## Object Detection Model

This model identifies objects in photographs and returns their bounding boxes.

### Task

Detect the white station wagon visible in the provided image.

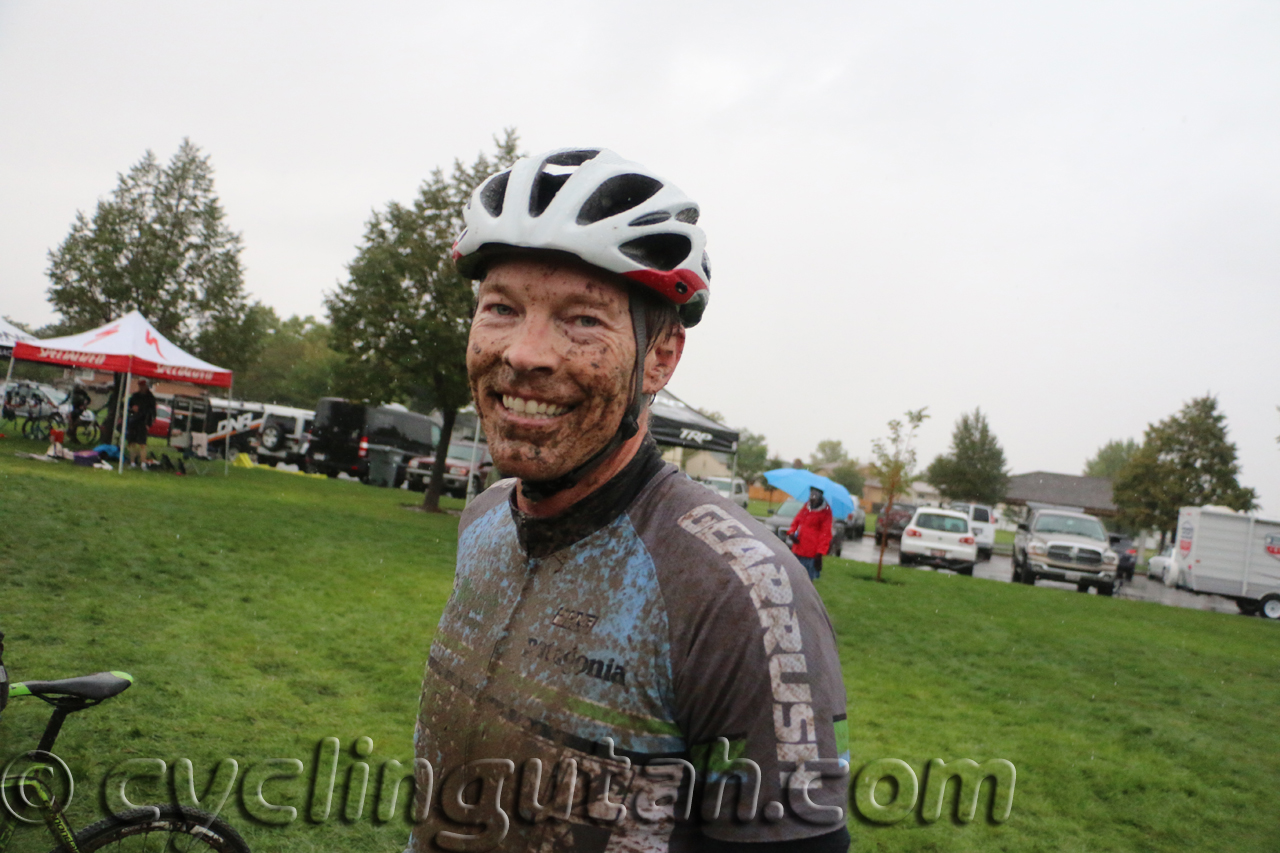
[900,507,979,575]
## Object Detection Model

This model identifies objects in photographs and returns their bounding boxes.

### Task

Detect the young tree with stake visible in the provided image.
[870,408,929,581]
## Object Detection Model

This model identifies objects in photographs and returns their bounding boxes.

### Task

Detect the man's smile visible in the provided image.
[497,393,574,420]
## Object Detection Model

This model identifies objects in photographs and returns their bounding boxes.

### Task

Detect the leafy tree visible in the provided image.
[829,461,865,498]
[869,408,929,581]
[45,139,260,371]
[925,407,1010,505]
[1083,438,1139,480]
[326,130,521,511]
[806,438,863,498]
[1113,396,1258,538]
[809,439,849,469]
[764,454,788,472]
[736,430,770,485]
[234,310,343,408]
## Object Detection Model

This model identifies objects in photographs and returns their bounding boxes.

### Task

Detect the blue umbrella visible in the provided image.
[763,469,855,520]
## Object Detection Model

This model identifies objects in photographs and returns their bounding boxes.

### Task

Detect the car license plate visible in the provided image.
[930,549,946,557]
[312,453,326,461]
[1063,570,1081,582]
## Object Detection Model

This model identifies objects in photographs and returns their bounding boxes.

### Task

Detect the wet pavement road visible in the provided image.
[829,534,1244,616]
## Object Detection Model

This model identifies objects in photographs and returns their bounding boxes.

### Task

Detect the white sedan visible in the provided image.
[899,508,978,575]
[1147,544,1175,583]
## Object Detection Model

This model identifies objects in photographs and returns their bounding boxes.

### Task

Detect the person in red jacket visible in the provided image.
[789,486,834,580]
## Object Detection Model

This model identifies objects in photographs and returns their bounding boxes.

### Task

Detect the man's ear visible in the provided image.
[643,326,685,395]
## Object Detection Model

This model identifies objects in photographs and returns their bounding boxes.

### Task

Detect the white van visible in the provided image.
[702,476,749,509]
[1166,505,1280,619]
[947,502,998,562]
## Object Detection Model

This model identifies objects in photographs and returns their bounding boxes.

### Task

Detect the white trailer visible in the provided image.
[1167,505,1280,619]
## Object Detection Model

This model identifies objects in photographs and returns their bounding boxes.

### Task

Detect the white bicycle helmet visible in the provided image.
[453,147,710,327]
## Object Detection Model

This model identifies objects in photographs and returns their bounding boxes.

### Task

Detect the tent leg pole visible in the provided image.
[3,354,14,386]
[225,377,232,476]
[465,410,482,506]
[118,369,132,474]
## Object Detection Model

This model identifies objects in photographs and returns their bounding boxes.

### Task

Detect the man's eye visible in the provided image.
[491,304,515,316]
[575,316,600,328]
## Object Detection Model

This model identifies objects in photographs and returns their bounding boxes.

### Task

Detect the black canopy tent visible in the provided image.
[649,388,739,456]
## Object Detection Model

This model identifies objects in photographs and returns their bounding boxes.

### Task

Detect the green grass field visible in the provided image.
[3,440,1278,852]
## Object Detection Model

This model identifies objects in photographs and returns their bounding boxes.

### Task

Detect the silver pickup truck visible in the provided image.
[1013,508,1120,595]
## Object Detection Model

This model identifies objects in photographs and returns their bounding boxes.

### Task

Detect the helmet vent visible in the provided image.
[628,211,670,227]
[675,207,700,224]
[545,149,600,167]
[619,234,691,271]
[530,152,600,217]
[577,174,664,225]
[480,171,510,217]
[530,171,571,217]
[701,251,712,281]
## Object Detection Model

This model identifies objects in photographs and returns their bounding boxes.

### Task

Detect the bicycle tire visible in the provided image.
[61,805,251,853]
[70,420,101,445]
[23,416,50,441]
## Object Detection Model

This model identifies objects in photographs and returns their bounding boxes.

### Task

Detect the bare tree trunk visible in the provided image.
[876,493,894,582]
[421,406,457,513]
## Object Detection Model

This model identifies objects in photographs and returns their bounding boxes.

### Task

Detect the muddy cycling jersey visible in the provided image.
[411,439,850,852]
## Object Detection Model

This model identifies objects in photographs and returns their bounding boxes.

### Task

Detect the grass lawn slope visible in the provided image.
[2,441,1278,852]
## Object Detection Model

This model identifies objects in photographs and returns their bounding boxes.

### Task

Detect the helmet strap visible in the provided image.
[518,291,648,504]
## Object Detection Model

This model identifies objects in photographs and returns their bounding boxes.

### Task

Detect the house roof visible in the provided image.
[1005,471,1117,516]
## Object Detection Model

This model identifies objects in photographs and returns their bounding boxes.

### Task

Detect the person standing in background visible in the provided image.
[125,378,156,467]
[789,486,833,580]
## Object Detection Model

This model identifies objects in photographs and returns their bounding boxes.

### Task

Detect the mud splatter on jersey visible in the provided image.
[411,447,849,852]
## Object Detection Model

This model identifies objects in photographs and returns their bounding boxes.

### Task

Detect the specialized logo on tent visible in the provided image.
[37,348,106,366]
[1265,535,1280,560]
[145,330,164,358]
[153,365,216,382]
[86,324,121,346]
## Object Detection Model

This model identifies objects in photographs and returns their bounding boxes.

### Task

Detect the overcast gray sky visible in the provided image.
[2,0,1277,511]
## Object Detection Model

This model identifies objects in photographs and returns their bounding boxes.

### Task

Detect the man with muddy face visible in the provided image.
[411,149,850,853]
[468,254,683,510]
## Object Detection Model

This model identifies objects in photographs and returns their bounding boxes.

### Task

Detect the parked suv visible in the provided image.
[1013,508,1120,595]
[947,502,998,561]
[763,499,846,557]
[252,405,315,467]
[899,507,977,574]
[844,502,867,541]
[305,398,440,481]
[1107,532,1137,581]
[405,440,494,498]
[874,502,918,545]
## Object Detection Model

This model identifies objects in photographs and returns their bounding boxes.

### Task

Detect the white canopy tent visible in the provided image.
[0,317,36,357]
[9,310,233,474]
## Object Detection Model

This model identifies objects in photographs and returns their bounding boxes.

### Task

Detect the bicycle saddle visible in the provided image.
[11,671,134,703]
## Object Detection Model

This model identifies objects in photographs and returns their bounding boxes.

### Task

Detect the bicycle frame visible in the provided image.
[0,755,80,853]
